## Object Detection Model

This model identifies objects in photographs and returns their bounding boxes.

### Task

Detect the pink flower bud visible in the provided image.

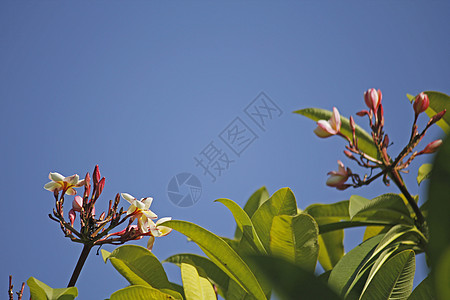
[431,110,446,124]
[349,116,355,131]
[364,88,382,112]
[413,92,429,115]
[72,196,83,212]
[344,150,354,159]
[326,160,351,188]
[314,107,341,138]
[356,110,369,117]
[93,165,101,185]
[69,209,76,226]
[96,177,105,197]
[421,139,442,154]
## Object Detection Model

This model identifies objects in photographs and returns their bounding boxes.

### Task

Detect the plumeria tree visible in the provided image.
[8,90,450,300]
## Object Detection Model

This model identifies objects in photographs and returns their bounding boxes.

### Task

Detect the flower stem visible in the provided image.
[67,244,92,287]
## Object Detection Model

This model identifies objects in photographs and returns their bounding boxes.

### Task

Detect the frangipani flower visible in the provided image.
[44,172,85,195]
[364,88,382,112]
[314,107,341,138]
[121,193,158,233]
[413,92,429,116]
[326,160,351,190]
[147,217,173,250]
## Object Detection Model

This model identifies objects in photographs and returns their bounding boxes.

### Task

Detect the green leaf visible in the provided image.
[427,135,450,300]
[161,220,267,300]
[215,198,266,254]
[181,263,216,300]
[235,187,270,239]
[350,194,414,225]
[250,255,341,300]
[328,235,384,297]
[294,107,378,158]
[269,214,319,272]
[105,245,173,290]
[110,285,176,300]
[417,163,433,185]
[165,253,229,297]
[408,91,450,133]
[360,250,415,300]
[251,187,298,252]
[305,201,349,270]
[243,186,270,218]
[408,275,436,300]
[101,249,111,263]
[27,277,78,300]
[363,225,389,241]
[435,246,450,300]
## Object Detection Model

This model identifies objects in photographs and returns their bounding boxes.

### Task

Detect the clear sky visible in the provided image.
[1,1,449,299]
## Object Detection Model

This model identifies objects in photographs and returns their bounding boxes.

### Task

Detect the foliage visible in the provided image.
[18,90,450,300]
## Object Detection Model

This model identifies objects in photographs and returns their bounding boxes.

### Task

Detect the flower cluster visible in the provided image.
[45,165,171,250]
[313,89,444,190]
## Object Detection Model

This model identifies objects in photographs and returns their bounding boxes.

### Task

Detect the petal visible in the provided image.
[66,188,77,195]
[330,107,341,131]
[337,161,346,174]
[65,174,80,185]
[314,121,334,138]
[155,217,172,226]
[141,197,153,209]
[49,172,65,182]
[127,204,137,215]
[133,200,146,210]
[326,175,347,186]
[157,226,172,236]
[44,182,60,191]
[121,193,135,204]
[146,236,155,250]
[75,179,85,187]
[142,209,158,219]
[72,196,83,211]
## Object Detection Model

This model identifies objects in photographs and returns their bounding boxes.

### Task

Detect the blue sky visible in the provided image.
[1,1,449,299]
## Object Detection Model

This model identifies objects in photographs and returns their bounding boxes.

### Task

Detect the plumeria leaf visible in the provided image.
[417,163,433,185]
[181,263,216,300]
[349,194,414,225]
[408,91,450,133]
[426,135,450,300]
[251,187,298,253]
[328,235,384,298]
[363,225,389,242]
[101,249,111,263]
[294,107,379,158]
[27,277,78,300]
[408,275,436,300]
[235,186,270,239]
[215,198,266,254]
[109,285,176,300]
[305,201,349,270]
[269,213,319,272]
[249,255,341,300]
[360,250,415,300]
[104,245,182,299]
[165,253,230,298]
[161,220,267,300]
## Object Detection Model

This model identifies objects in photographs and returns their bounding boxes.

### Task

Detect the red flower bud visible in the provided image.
[431,110,446,124]
[413,92,429,115]
[356,110,369,117]
[93,165,101,185]
[69,209,76,226]
[95,177,106,198]
[421,139,442,154]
